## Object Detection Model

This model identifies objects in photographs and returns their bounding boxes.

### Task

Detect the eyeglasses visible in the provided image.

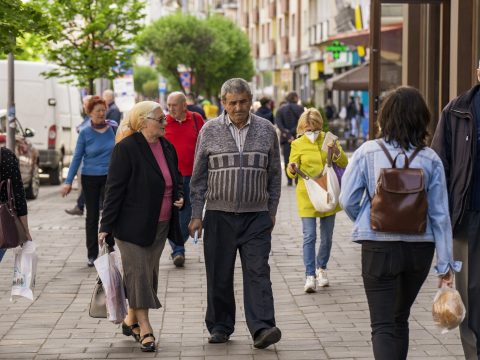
[147,115,166,124]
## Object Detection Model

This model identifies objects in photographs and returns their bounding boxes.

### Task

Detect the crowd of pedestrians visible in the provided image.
[3,64,480,358]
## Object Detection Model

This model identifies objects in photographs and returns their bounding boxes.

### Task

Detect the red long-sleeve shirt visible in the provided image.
[164,111,204,177]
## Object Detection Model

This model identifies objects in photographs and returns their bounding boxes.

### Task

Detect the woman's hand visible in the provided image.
[98,232,108,246]
[61,184,72,197]
[328,141,341,157]
[174,198,184,209]
[438,268,454,288]
[287,162,298,174]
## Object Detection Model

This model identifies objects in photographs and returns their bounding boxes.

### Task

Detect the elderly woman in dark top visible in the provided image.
[98,101,184,352]
[0,147,33,260]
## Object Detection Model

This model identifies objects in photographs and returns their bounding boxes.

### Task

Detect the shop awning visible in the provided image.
[320,23,402,54]
[326,61,401,91]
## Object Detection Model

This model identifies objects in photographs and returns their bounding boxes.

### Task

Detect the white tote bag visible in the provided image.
[295,164,340,213]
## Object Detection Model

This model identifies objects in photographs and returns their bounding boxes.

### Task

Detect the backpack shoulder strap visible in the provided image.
[408,146,422,164]
[376,140,394,166]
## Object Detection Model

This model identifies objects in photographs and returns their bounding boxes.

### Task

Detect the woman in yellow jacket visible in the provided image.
[287,108,348,293]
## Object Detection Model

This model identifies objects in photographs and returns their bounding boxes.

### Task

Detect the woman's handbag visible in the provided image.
[89,276,107,318]
[294,147,340,213]
[0,179,28,249]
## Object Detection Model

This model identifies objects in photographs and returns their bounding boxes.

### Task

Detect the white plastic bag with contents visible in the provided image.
[94,248,128,324]
[11,241,38,301]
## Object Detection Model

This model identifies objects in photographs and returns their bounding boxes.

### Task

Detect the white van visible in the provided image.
[0,60,82,185]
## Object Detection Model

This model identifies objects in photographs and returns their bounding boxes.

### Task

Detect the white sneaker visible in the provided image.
[316,268,329,287]
[304,275,317,293]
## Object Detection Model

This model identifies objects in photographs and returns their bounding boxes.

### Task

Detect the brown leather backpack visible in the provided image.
[370,140,428,234]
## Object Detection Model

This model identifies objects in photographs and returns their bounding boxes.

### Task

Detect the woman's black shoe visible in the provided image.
[140,333,156,352]
[121,322,140,342]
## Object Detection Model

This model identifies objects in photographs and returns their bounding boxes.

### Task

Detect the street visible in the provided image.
[0,180,464,360]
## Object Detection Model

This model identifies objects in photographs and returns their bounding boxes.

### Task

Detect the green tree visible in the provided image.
[41,0,145,94]
[133,65,158,95]
[204,15,254,96]
[142,80,159,99]
[0,0,51,56]
[137,13,254,97]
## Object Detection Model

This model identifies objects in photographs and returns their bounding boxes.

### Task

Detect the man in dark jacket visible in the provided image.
[186,93,207,120]
[431,62,480,360]
[275,91,304,186]
[255,96,274,124]
[103,89,122,123]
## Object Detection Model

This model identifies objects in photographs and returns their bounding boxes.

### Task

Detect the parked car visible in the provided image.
[0,109,40,199]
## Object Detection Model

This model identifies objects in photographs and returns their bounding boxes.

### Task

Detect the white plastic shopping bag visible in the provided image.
[11,241,38,301]
[94,248,127,324]
[296,165,340,213]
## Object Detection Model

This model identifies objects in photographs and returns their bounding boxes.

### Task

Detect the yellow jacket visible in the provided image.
[287,132,348,217]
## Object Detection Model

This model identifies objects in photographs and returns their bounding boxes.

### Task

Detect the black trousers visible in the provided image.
[203,210,276,337]
[454,210,480,359]
[361,241,434,360]
[81,174,107,259]
[282,143,292,185]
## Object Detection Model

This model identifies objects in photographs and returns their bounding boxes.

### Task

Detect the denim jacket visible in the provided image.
[339,139,461,275]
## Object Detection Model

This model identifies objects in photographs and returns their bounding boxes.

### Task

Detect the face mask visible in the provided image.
[305,130,320,143]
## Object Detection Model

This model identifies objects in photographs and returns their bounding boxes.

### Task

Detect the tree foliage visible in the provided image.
[0,0,51,56]
[137,13,254,97]
[40,0,146,94]
[133,65,158,95]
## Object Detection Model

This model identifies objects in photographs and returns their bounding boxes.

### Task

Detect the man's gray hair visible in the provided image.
[220,78,252,101]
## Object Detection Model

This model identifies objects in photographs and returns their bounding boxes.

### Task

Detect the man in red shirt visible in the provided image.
[165,92,204,267]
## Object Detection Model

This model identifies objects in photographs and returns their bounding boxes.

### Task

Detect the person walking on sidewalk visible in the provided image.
[287,108,348,293]
[431,62,480,360]
[61,96,116,267]
[99,101,184,352]
[164,91,204,267]
[188,78,282,349]
[339,87,461,360]
[103,89,122,123]
[0,147,33,262]
[275,91,304,186]
[65,95,92,216]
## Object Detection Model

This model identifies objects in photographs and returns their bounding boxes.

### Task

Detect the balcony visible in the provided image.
[252,44,259,58]
[269,1,276,18]
[269,39,276,56]
[281,36,289,54]
[251,9,259,24]
[280,0,289,14]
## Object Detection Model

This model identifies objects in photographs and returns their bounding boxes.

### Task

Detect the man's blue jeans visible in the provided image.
[301,215,336,276]
[0,249,6,262]
[169,176,191,256]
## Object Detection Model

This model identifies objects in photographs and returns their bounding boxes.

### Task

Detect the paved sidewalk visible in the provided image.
[0,182,464,359]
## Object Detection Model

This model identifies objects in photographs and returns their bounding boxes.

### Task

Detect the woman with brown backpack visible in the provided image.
[339,87,461,360]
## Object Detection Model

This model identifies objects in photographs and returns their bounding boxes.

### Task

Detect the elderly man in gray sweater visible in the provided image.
[189,78,282,349]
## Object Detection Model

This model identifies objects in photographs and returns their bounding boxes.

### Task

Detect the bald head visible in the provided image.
[167,92,187,121]
[102,89,114,105]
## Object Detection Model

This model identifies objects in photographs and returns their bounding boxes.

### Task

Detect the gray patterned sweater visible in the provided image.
[190,112,282,218]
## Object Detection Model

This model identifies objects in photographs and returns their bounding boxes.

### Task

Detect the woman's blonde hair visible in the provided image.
[115,101,162,143]
[296,108,324,136]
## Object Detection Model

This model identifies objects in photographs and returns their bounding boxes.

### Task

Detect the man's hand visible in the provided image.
[270,215,276,232]
[188,218,203,238]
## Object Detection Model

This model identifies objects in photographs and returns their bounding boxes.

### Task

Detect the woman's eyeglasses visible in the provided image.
[147,115,166,124]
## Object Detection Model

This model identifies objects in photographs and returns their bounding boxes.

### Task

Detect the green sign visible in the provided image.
[326,40,349,60]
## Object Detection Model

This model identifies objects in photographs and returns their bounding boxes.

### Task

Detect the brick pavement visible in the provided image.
[0,181,464,359]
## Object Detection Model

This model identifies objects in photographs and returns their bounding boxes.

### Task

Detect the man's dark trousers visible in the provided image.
[203,210,276,337]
